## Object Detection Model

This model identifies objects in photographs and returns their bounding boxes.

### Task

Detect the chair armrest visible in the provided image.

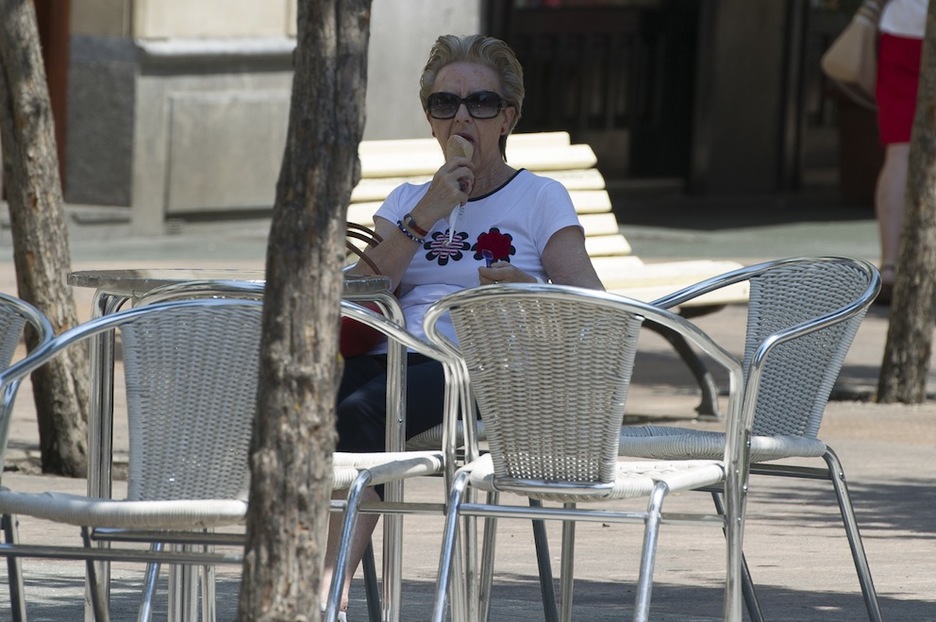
[649,266,754,311]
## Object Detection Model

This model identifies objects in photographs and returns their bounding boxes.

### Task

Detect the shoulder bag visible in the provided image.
[820,0,888,109]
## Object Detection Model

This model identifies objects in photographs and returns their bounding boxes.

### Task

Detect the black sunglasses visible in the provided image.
[426,91,507,120]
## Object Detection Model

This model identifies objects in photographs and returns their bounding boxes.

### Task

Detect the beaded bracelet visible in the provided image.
[396,219,425,244]
[403,212,429,237]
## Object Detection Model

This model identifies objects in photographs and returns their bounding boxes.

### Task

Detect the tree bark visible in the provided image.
[238,1,371,620]
[878,2,936,403]
[0,0,88,475]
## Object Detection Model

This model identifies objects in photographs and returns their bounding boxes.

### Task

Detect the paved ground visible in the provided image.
[0,189,933,620]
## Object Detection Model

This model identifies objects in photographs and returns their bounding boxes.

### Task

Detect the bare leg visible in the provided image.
[321,487,382,614]
[875,142,911,294]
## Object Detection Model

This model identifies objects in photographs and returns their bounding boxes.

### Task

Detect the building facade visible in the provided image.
[21,0,867,234]
[64,0,479,233]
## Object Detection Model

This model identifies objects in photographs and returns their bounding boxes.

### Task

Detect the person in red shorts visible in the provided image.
[874,0,927,304]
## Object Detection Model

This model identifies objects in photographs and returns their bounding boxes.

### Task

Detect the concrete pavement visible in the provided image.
[0,190,933,620]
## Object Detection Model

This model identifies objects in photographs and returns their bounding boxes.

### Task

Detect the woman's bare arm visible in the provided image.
[346,216,423,290]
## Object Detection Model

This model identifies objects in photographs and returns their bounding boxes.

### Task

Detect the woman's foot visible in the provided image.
[320,605,348,621]
[875,264,895,305]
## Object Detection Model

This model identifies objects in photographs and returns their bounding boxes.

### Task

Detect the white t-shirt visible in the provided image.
[371,168,582,350]
[880,0,927,38]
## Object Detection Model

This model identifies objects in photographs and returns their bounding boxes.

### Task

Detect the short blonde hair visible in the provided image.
[419,34,525,159]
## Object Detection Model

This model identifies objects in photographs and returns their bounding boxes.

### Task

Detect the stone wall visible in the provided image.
[64,0,480,234]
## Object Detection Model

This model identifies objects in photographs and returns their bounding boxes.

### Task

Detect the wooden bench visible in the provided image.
[350,131,749,311]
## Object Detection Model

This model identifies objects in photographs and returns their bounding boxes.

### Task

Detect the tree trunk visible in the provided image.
[238,1,371,620]
[0,0,89,475]
[878,3,936,403]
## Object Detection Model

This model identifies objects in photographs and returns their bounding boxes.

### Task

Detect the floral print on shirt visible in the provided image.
[474,228,514,263]
[425,230,471,266]
[421,227,516,267]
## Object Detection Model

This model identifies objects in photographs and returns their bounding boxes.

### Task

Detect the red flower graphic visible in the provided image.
[475,228,514,264]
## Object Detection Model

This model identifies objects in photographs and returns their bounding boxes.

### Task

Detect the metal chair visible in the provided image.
[0,292,55,621]
[0,298,263,621]
[323,300,471,622]
[128,280,265,622]
[0,292,53,370]
[0,291,55,464]
[137,284,457,622]
[620,256,882,621]
[137,285,453,622]
[424,283,749,622]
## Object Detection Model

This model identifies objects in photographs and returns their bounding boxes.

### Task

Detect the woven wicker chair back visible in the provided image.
[121,302,262,502]
[744,259,873,438]
[445,288,643,489]
[0,307,27,370]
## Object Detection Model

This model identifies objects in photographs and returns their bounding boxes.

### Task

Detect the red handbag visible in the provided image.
[342,223,388,357]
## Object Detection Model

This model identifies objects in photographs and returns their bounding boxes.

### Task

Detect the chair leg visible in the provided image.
[477,516,494,622]
[167,555,198,622]
[136,545,162,622]
[558,503,576,622]
[81,527,111,622]
[633,484,667,622]
[710,491,764,622]
[474,495,559,622]
[167,565,180,621]
[200,557,216,622]
[721,478,744,622]
[449,514,468,622]
[475,498,560,622]
[478,495,497,622]
[431,471,470,622]
[362,541,382,622]
[2,514,27,622]
[823,448,883,622]
[529,500,559,622]
[461,510,481,622]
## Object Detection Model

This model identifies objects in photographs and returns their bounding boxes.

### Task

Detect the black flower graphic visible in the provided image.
[426,231,471,265]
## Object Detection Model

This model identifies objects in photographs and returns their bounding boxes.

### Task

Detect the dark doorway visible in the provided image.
[486,0,699,185]
[34,0,71,189]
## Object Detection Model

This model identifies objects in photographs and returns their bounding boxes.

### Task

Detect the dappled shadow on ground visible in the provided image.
[749,476,936,540]
[11,516,934,622]
[393,574,932,621]
[17,572,929,621]
[17,573,244,621]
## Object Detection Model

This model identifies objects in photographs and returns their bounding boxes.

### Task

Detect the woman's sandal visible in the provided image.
[874,264,895,305]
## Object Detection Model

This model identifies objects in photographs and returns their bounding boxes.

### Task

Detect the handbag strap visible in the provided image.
[346,221,383,275]
[857,0,887,24]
